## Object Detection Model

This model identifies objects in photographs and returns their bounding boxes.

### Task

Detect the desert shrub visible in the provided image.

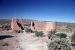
[56,33,67,38]
[15,30,23,33]
[25,28,33,33]
[34,31,44,37]
[71,33,75,46]
[48,38,71,50]
[2,25,11,30]
[48,32,71,50]
[48,29,56,39]
[71,33,75,42]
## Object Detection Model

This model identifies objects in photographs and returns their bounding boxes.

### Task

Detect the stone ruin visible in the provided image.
[31,21,56,31]
[0,18,75,33]
[11,18,56,32]
[10,18,75,33]
[0,18,75,50]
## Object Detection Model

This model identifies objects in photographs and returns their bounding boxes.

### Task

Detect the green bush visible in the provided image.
[48,30,71,50]
[56,33,67,38]
[71,33,75,42]
[48,29,56,39]
[48,38,71,50]
[34,31,44,37]
[25,28,33,33]
[2,24,11,30]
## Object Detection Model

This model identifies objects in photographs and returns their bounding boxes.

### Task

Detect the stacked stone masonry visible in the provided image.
[0,18,75,33]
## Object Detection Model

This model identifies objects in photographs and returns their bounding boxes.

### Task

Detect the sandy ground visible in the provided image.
[0,32,48,50]
[17,32,48,50]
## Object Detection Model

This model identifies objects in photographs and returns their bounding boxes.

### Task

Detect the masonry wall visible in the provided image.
[1,19,75,33]
[11,18,32,32]
[31,21,56,31]
[11,18,21,31]
[11,18,56,31]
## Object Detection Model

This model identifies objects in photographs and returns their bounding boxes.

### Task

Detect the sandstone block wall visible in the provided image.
[31,21,56,31]
[11,18,32,32]
[11,18,22,31]
[1,18,75,33]
[11,18,75,33]
[11,18,56,32]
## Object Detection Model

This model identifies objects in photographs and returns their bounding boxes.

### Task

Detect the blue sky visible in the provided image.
[0,0,75,23]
